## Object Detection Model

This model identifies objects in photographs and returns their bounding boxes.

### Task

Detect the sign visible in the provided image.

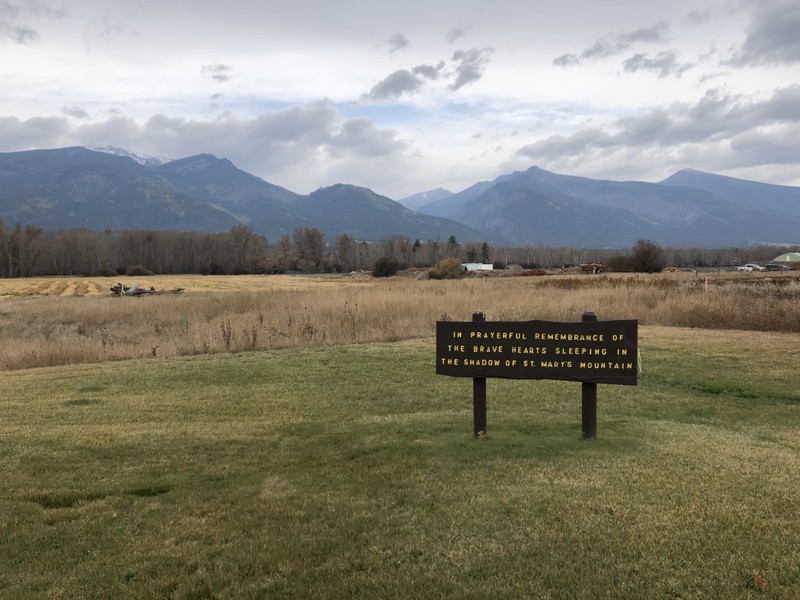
[436,318,638,385]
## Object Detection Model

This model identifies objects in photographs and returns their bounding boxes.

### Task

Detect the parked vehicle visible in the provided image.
[737,263,765,272]
[765,263,791,272]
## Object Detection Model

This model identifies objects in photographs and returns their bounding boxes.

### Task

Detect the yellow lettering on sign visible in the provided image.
[510,346,547,355]
[470,331,527,340]
[534,332,605,342]
[463,358,501,367]
[540,360,573,368]
[472,345,503,353]
[579,361,635,370]
[554,347,607,356]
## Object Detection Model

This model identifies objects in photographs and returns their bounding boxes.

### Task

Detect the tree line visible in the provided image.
[0,219,793,278]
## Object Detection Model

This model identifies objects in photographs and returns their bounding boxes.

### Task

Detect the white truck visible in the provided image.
[737,263,765,272]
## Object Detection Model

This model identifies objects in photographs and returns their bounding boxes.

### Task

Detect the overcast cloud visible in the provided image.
[0,0,797,198]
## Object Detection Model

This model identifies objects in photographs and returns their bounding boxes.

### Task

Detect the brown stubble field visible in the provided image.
[0,274,365,297]
[1,270,799,370]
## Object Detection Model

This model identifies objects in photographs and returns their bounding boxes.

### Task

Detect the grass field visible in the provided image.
[1,326,799,598]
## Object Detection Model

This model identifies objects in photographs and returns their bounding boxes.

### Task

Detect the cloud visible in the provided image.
[750,84,800,121]
[62,106,90,119]
[618,21,670,44]
[327,118,408,159]
[552,53,579,67]
[553,21,669,66]
[70,116,146,149]
[446,28,466,44]
[0,0,67,44]
[0,0,39,44]
[201,63,234,83]
[321,119,412,194]
[728,122,800,167]
[386,33,410,54]
[363,45,491,101]
[622,50,694,78]
[362,69,423,102]
[0,115,70,149]
[514,85,800,175]
[412,61,445,80]
[449,47,494,90]
[728,0,800,66]
[516,127,612,159]
[0,101,412,194]
[0,21,38,43]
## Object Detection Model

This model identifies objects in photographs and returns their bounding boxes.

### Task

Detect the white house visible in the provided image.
[461,263,494,271]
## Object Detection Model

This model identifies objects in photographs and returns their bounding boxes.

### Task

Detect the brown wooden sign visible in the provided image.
[436,318,638,385]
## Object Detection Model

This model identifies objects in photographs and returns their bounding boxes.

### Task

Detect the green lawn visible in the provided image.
[1,328,799,598]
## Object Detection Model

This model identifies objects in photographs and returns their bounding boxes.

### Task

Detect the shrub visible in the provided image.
[372,256,401,278]
[606,255,634,272]
[200,263,227,275]
[631,239,667,273]
[429,257,465,279]
[253,258,286,274]
[126,265,154,276]
[294,258,320,273]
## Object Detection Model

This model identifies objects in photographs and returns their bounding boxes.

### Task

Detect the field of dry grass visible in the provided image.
[0,273,368,298]
[1,270,799,370]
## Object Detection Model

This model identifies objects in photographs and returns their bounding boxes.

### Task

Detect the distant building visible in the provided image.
[462,263,494,271]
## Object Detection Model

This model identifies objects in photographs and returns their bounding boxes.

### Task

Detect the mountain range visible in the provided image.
[407,167,800,247]
[1,146,799,248]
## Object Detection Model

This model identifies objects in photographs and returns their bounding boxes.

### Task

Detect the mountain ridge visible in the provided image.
[1,147,798,247]
[407,165,800,246]
[0,147,492,244]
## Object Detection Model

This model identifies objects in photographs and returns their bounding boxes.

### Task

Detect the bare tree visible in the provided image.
[6,224,44,277]
[293,227,325,270]
[227,225,267,273]
[278,234,293,270]
[0,219,7,277]
[336,234,355,272]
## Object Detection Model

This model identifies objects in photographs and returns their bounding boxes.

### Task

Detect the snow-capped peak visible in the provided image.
[85,145,171,167]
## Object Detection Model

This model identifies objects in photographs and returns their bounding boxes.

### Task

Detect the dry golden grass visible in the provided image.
[0,274,368,298]
[1,270,799,370]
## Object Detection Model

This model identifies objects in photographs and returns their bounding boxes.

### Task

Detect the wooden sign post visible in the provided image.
[472,311,487,437]
[581,311,598,439]
[436,312,638,439]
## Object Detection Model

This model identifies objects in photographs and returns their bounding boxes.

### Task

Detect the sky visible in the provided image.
[1,0,798,199]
